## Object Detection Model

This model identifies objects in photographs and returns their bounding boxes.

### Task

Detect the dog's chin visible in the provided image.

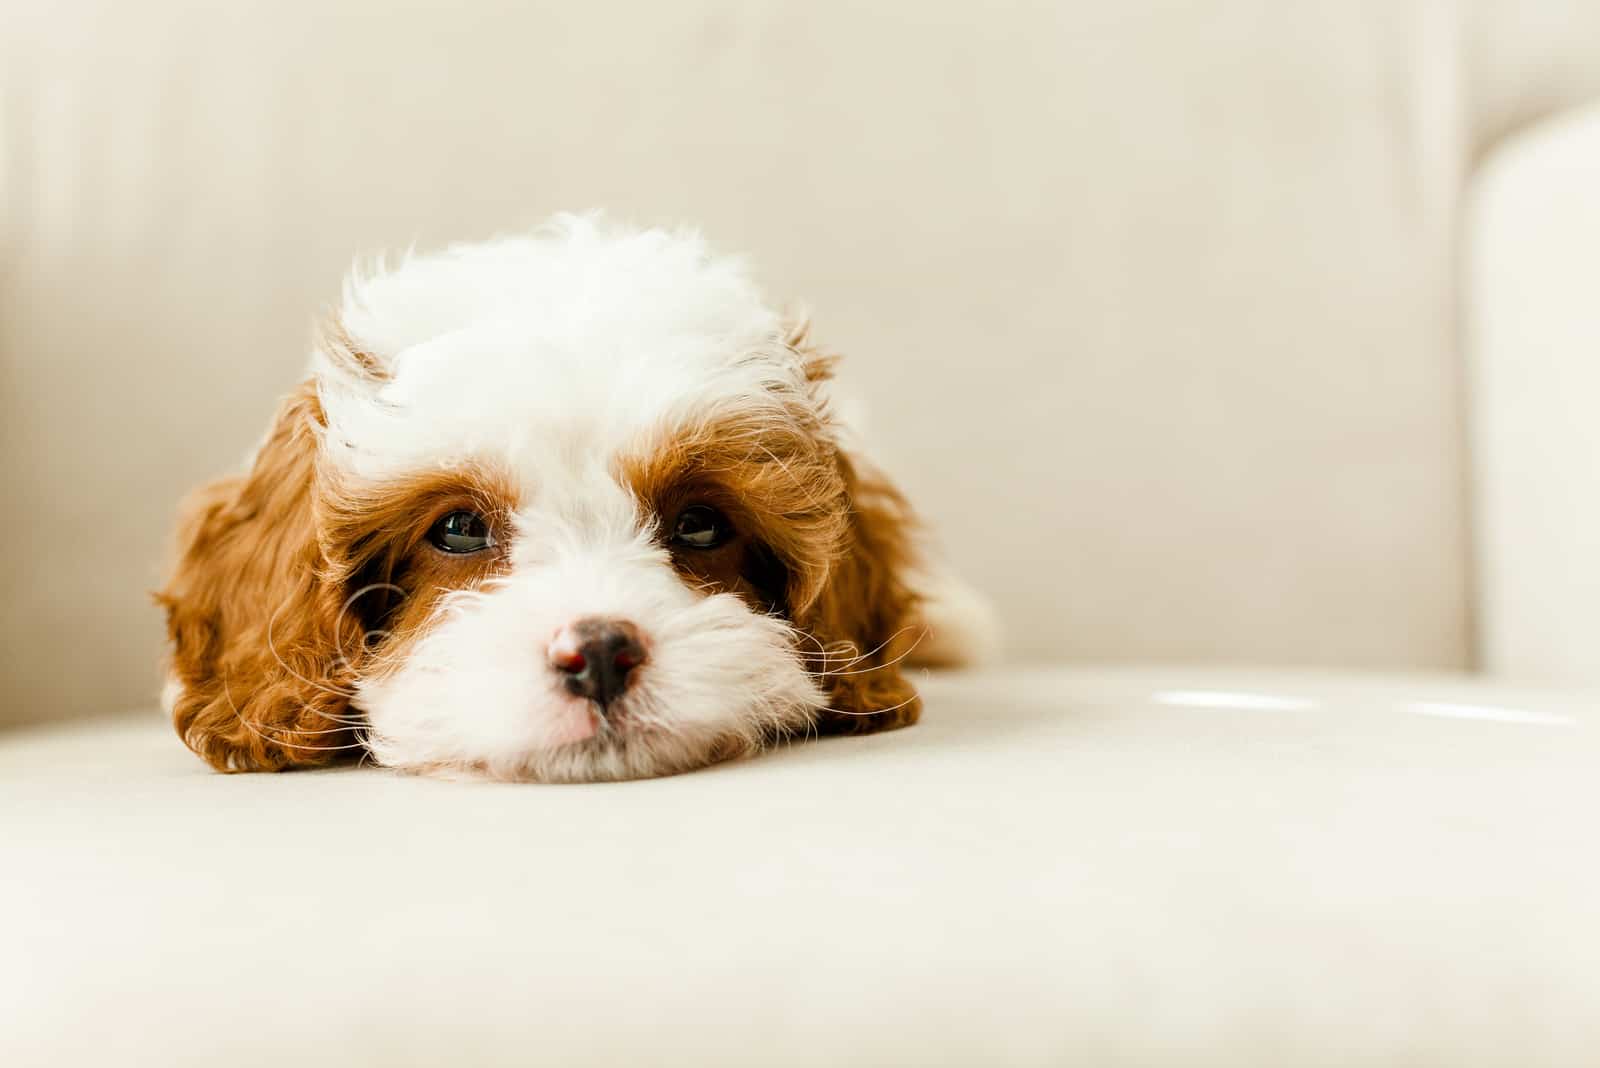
[368,691,822,783]
[392,722,763,784]
[505,725,761,783]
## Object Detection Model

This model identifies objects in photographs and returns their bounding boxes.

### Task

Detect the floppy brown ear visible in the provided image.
[775,314,923,734]
[156,382,361,771]
[792,449,925,736]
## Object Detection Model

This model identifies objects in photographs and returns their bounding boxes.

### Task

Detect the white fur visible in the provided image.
[318,215,831,780]
[319,215,804,482]
[159,675,183,718]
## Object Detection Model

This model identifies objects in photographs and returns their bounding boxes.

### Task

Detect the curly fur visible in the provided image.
[157,214,989,781]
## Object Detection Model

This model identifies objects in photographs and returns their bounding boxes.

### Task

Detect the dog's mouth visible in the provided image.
[542,686,664,746]
[486,721,754,783]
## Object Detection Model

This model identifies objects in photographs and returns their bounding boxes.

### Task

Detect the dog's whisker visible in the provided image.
[785,626,858,664]
[807,627,929,678]
[332,582,408,669]
[233,719,368,735]
[266,600,360,698]
[787,630,831,662]
[815,688,922,718]
[828,625,920,668]
[791,625,923,674]
[221,674,372,752]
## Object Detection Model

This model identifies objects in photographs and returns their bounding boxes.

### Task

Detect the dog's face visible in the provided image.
[159,217,930,781]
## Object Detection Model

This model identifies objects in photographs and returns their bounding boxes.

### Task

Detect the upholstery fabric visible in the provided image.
[5,669,1599,1065]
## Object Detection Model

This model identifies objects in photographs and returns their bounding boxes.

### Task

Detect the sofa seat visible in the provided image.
[4,668,1597,1065]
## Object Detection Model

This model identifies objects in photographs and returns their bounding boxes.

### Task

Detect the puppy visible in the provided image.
[158,215,993,782]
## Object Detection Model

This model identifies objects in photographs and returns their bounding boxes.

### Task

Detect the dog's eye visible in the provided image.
[428,510,494,553]
[671,505,732,550]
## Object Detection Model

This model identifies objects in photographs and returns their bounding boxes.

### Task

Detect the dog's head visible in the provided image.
[158,216,930,781]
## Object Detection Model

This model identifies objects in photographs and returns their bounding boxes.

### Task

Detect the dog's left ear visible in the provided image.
[781,314,924,734]
[791,449,926,734]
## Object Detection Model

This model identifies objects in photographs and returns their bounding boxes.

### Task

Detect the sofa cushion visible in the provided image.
[4,669,1597,1065]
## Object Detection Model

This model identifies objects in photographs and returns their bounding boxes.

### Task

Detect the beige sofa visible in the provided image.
[4,2,1600,1063]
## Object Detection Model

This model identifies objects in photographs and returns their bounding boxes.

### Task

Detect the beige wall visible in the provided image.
[4,1,1599,727]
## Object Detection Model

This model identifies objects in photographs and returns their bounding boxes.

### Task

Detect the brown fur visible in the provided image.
[787,315,925,733]
[157,380,517,772]
[622,323,924,737]
[156,383,359,771]
[795,452,923,734]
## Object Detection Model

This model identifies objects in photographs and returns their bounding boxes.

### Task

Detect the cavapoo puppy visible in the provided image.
[158,215,992,782]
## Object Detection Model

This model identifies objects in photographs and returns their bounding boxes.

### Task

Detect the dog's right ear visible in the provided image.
[156,380,360,772]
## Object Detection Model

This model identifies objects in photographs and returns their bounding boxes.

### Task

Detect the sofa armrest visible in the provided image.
[1466,101,1600,682]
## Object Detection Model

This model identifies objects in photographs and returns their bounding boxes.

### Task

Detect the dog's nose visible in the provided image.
[548,618,647,709]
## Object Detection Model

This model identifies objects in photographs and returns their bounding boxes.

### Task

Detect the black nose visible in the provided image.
[550,618,647,709]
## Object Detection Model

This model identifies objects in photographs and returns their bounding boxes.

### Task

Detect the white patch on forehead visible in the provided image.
[314,214,807,481]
